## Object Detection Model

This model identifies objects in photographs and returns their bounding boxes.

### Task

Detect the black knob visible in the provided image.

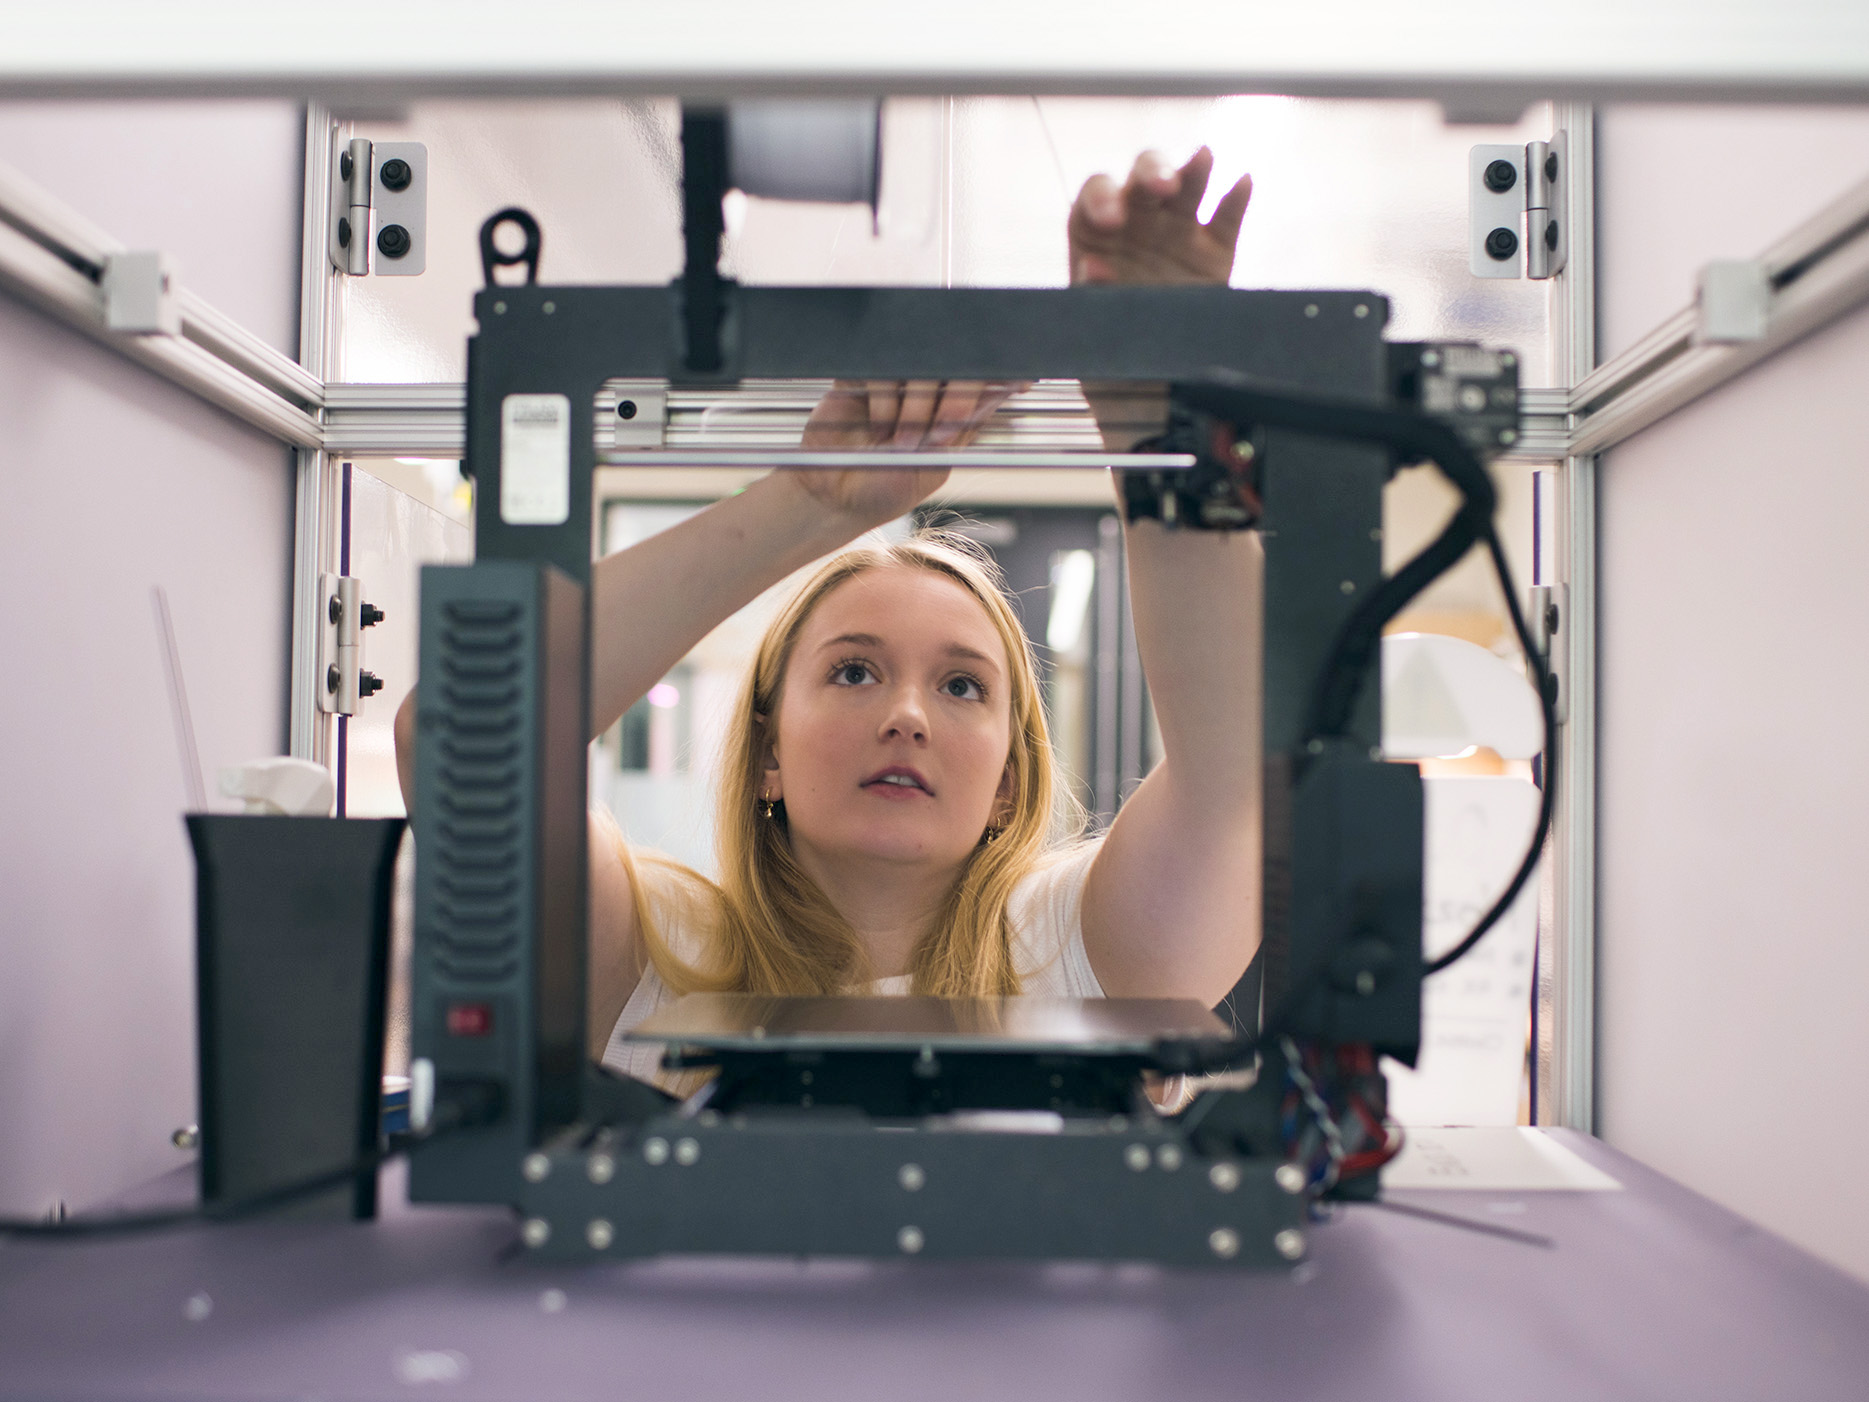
[360,602,385,628]
[379,158,412,192]
[1483,158,1517,193]
[359,672,384,698]
[1485,226,1519,262]
[377,224,412,260]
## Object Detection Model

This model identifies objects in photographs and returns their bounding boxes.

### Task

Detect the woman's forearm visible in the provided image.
[1121,511,1263,806]
[588,471,882,737]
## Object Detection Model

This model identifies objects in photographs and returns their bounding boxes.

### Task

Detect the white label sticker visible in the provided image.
[500,393,571,525]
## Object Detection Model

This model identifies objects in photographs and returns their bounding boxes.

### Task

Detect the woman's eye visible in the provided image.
[943,675,984,701]
[833,661,875,686]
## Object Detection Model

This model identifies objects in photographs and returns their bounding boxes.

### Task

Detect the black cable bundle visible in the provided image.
[1172,373,1558,981]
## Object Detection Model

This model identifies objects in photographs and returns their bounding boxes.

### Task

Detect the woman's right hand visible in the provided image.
[790,379,1026,526]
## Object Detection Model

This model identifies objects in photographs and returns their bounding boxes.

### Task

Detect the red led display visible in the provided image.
[446,1002,494,1037]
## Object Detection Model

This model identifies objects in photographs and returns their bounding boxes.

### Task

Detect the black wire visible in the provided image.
[1157,373,1558,1063]
[0,1102,480,1239]
[1422,528,1558,976]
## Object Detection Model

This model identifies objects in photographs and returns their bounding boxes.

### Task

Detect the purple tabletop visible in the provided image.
[1,1130,1864,1402]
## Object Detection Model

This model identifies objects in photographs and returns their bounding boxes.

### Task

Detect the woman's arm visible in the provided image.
[1069,149,1267,1006]
[394,385,1011,1055]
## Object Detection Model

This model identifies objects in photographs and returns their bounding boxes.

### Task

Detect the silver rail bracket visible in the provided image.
[1695,260,1771,343]
[101,250,179,334]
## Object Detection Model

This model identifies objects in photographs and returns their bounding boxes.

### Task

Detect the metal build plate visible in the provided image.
[624,993,1231,1057]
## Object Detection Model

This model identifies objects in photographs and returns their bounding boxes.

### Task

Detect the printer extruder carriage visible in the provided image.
[407,208,1521,1265]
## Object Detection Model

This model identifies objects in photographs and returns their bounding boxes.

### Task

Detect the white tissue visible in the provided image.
[217,757,335,817]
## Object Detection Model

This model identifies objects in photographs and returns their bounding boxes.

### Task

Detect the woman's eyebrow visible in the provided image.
[818,632,1001,672]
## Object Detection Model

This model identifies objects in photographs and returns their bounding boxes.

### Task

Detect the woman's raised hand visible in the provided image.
[1068,146,1251,287]
[792,379,1027,525]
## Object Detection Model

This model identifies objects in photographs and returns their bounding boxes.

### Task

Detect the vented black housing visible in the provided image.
[409,560,588,1204]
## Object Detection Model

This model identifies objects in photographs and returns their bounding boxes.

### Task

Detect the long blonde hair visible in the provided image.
[621,530,1071,998]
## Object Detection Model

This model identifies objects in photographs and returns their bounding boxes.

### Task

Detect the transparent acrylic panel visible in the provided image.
[335,95,1552,385]
[948,96,1552,385]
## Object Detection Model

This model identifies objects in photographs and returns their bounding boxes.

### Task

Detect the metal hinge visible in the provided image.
[1470,131,1568,281]
[316,572,385,715]
[1528,582,1567,725]
[327,132,428,277]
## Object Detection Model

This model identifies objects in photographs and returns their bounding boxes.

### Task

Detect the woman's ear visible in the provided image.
[992,761,1016,826]
[756,710,784,802]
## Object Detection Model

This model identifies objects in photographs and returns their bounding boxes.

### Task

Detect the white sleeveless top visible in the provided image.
[601,840,1106,1084]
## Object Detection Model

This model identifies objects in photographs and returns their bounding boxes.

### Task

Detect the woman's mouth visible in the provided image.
[862,767,934,796]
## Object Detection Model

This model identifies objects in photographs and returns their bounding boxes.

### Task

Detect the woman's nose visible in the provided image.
[878,685,929,742]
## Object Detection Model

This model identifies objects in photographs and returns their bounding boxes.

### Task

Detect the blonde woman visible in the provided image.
[397,148,1261,1085]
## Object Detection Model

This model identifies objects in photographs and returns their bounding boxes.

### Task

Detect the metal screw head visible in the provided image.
[377,224,412,260]
[585,1218,615,1251]
[1156,1144,1183,1172]
[339,151,352,182]
[1124,1144,1151,1172]
[1209,1162,1241,1193]
[1209,1228,1240,1260]
[1340,579,1356,594]
[898,1163,926,1192]
[586,1153,615,1185]
[1354,303,1370,319]
[1499,428,1518,444]
[642,1136,669,1166]
[521,1153,550,1183]
[616,399,638,420]
[674,1138,700,1166]
[521,1218,551,1249]
[1304,303,1320,318]
[493,300,507,315]
[1421,349,1441,368]
[1306,738,1325,756]
[1273,1228,1307,1261]
[1354,969,1377,996]
[1458,384,1488,413]
[1500,352,1516,367]
[542,301,556,315]
[171,1124,200,1150]
[1275,1163,1307,1195]
[897,1226,925,1254]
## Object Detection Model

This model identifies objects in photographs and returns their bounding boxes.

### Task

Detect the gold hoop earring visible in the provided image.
[761,798,777,821]
[983,825,1003,845]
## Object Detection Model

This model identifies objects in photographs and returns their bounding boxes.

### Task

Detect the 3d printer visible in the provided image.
[405,106,1547,1269]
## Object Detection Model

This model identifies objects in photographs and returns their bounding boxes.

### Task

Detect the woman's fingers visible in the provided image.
[892,380,940,448]
[1205,172,1254,257]
[867,380,900,442]
[1165,146,1215,219]
[926,382,982,447]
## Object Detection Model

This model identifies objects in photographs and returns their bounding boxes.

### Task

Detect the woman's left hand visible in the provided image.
[1069,146,1251,288]
[791,379,1028,525]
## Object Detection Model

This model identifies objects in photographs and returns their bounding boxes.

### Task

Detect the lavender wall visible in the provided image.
[1596,105,1869,1283]
[0,101,303,1217]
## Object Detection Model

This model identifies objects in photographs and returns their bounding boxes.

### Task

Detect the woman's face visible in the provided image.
[767,565,1016,874]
